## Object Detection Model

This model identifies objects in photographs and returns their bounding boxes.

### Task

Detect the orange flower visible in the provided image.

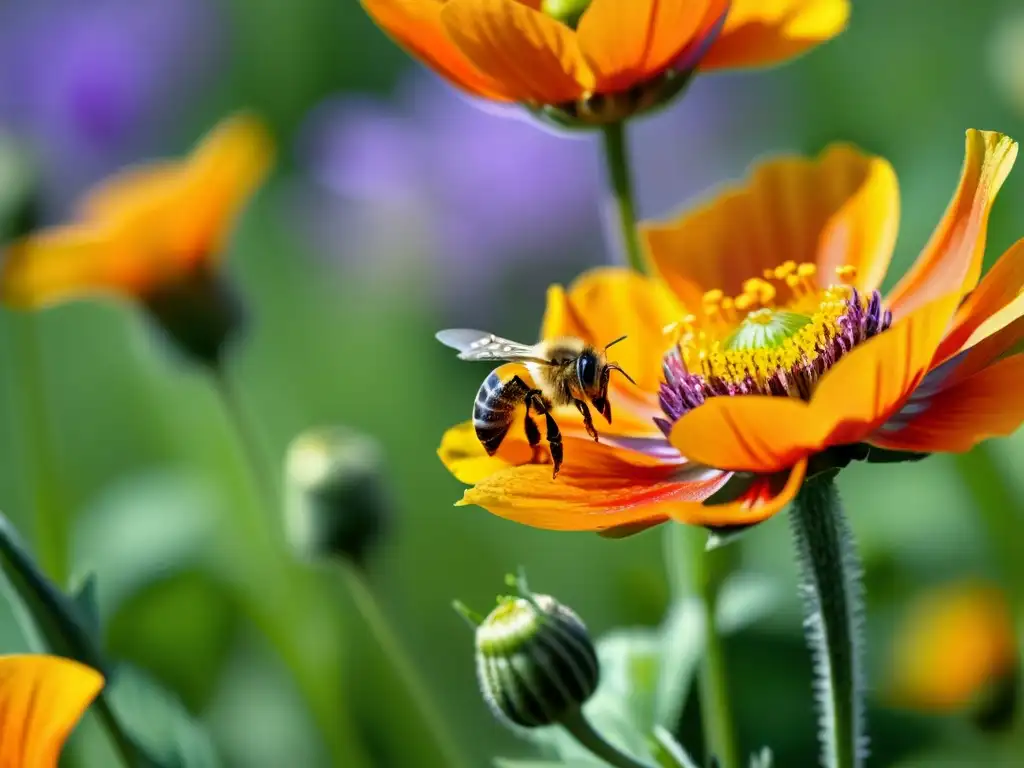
[885,582,1016,713]
[0,654,104,767]
[1,114,273,364]
[360,0,850,124]
[438,129,1024,533]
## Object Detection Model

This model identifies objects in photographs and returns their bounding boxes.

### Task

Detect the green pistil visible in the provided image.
[542,0,592,28]
[725,309,813,351]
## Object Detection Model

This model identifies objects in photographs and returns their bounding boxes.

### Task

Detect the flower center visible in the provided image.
[656,261,892,434]
[541,0,592,28]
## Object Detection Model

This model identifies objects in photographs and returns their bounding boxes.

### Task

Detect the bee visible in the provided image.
[436,329,635,478]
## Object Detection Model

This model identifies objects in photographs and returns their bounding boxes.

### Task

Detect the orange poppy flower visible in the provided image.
[0,654,104,767]
[0,114,273,364]
[360,0,850,124]
[438,129,1024,533]
[885,582,1016,714]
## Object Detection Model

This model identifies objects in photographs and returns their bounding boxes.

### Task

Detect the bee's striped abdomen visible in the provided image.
[473,370,529,455]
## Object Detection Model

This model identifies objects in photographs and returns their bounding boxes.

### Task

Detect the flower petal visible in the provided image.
[886,131,1018,320]
[668,459,807,527]
[642,144,899,310]
[439,418,537,484]
[577,0,725,92]
[360,0,511,99]
[0,225,144,306]
[869,354,1024,454]
[701,0,850,70]
[669,293,961,472]
[440,0,593,104]
[0,655,104,767]
[540,267,683,396]
[933,238,1024,363]
[458,436,730,531]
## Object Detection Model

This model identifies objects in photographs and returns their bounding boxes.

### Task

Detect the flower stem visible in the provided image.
[340,561,468,768]
[560,706,658,768]
[9,314,68,586]
[93,694,146,767]
[208,362,372,768]
[600,122,646,273]
[665,525,740,768]
[789,475,865,768]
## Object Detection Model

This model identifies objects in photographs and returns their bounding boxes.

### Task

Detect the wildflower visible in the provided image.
[359,0,849,125]
[886,582,1017,719]
[439,129,1024,532]
[0,654,103,766]
[0,114,273,365]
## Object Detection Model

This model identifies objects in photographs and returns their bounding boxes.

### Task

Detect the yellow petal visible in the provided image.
[669,293,960,472]
[439,419,536,484]
[360,0,511,100]
[540,267,683,396]
[0,655,104,767]
[701,0,851,70]
[885,583,1016,712]
[0,225,144,307]
[887,130,1018,319]
[577,0,724,92]
[440,0,594,104]
[642,144,899,311]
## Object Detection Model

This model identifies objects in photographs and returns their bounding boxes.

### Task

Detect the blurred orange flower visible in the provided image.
[0,654,104,767]
[1,114,272,309]
[360,0,850,122]
[439,129,1024,533]
[886,582,1016,713]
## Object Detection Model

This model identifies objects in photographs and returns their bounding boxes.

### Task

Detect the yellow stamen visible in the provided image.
[836,264,859,283]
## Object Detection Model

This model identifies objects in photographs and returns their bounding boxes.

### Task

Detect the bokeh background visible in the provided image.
[1,0,1024,765]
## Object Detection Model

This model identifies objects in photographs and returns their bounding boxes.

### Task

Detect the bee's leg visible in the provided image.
[521,386,544,461]
[528,393,563,479]
[574,399,599,442]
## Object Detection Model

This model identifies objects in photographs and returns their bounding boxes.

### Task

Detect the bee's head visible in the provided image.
[581,336,636,424]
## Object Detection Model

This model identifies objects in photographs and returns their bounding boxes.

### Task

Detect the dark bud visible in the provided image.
[284,426,391,567]
[141,265,246,368]
[0,133,41,240]
[464,583,599,729]
[972,664,1020,733]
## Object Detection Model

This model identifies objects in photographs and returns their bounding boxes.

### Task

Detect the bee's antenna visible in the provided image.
[604,335,628,351]
[607,363,637,386]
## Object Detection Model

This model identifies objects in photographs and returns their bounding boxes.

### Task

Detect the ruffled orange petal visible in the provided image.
[577,0,725,93]
[869,354,1024,454]
[0,225,145,307]
[360,0,511,99]
[458,436,730,531]
[439,418,538,484]
[0,655,104,767]
[886,131,1018,320]
[668,459,807,527]
[540,267,683,397]
[669,293,960,472]
[934,238,1024,363]
[440,0,594,104]
[701,0,850,70]
[642,145,898,310]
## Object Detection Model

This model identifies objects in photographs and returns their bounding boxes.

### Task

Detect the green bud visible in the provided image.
[471,591,599,728]
[0,133,41,240]
[542,0,591,28]
[142,266,245,368]
[284,426,391,567]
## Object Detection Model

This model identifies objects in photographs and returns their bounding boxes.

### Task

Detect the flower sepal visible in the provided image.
[142,265,245,368]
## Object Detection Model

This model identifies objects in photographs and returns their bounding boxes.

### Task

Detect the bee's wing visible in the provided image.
[435,329,552,365]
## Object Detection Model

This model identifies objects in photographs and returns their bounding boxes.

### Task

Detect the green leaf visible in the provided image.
[653,599,702,730]
[71,572,101,643]
[71,471,223,625]
[748,746,773,768]
[652,726,700,768]
[106,663,222,768]
[495,760,601,767]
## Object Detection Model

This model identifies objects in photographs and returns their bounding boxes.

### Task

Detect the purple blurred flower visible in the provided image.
[292,70,795,319]
[0,0,223,216]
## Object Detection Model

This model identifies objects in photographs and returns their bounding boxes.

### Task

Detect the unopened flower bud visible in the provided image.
[471,591,599,728]
[0,133,40,240]
[284,426,391,566]
[142,266,245,368]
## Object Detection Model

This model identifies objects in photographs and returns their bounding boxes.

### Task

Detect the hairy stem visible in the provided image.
[600,122,645,273]
[789,476,865,768]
